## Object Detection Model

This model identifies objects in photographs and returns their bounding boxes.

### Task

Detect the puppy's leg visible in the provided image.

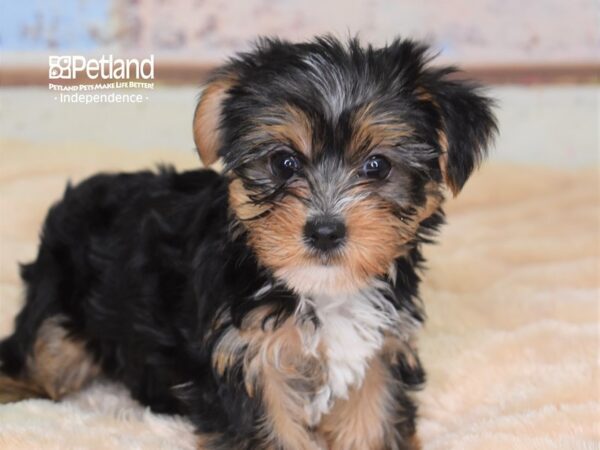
[0,375,46,403]
[319,357,420,450]
[0,316,100,403]
[0,334,44,402]
[28,315,99,400]
[1,216,102,402]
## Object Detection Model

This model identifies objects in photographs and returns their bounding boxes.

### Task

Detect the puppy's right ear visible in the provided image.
[423,75,497,196]
[193,72,237,166]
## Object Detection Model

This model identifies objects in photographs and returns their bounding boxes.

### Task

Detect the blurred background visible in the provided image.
[0,0,598,167]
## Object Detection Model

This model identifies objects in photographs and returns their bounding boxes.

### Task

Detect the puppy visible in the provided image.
[0,36,496,449]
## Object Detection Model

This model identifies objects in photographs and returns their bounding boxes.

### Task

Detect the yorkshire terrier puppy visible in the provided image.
[0,37,496,449]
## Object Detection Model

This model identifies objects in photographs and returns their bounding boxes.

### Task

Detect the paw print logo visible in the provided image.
[49,56,72,79]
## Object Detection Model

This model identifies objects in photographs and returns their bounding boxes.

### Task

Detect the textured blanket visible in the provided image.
[0,141,598,449]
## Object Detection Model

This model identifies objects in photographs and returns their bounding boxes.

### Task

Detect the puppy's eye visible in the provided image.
[359,155,391,179]
[270,152,302,180]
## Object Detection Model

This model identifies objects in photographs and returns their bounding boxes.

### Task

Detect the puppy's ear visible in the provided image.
[426,77,497,195]
[193,72,237,166]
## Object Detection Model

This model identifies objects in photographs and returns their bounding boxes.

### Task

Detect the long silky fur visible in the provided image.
[0,36,496,449]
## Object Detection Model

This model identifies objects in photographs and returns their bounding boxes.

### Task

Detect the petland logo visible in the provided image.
[49,55,154,80]
[48,55,155,104]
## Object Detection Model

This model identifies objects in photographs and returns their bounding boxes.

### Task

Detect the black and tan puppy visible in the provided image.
[0,36,496,449]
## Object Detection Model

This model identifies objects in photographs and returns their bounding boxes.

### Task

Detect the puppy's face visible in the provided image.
[194,37,496,295]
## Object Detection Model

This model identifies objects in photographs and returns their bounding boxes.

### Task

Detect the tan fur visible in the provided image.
[227,177,273,222]
[343,198,410,283]
[231,177,396,293]
[437,130,457,195]
[252,105,313,158]
[230,182,310,269]
[350,104,413,159]
[27,316,100,400]
[193,76,237,166]
[343,182,443,286]
[408,434,422,450]
[212,303,424,449]
[382,335,421,374]
[319,357,392,449]
[414,86,458,196]
[414,86,434,104]
[256,325,325,450]
[213,306,326,449]
[196,433,220,450]
[0,376,47,403]
[229,176,443,293]
[420,181,445,220]
[319,337,423,450]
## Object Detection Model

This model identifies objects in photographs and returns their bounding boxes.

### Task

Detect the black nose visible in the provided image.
[304,217,346,251]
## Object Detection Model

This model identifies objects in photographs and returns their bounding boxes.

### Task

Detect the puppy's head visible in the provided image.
[194,36,497,295]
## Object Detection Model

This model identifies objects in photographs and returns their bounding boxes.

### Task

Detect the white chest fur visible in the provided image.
[297,281,406,425]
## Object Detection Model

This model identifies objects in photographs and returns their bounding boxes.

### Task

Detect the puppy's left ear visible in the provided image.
[427,77,497,196]
[193,71,238,166]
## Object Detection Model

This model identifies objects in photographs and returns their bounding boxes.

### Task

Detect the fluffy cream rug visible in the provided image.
[0,140,598,449]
